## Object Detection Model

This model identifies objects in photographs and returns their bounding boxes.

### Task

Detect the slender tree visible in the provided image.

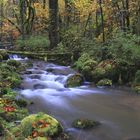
[49,0,59,48]
[99,0,105,42]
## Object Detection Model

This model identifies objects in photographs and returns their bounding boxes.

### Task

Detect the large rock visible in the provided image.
[0,50,9,60]
[10,112,63,139]
[91,60,118,82]
[46,67,74,75]
[66,73,84,87]
[96,79,112,86]
[72,118,100,129]
[7,59,21,68]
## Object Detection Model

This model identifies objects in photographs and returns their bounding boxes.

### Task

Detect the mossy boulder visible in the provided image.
[66,73,84,87]
[7,59,21,68]
[72,118,100,129]
[0,50,9,60]
[11,112,63,139]
[96,79,112,86]
[74,53,98,80]
[91,67,106,82]
[92,60,117,82]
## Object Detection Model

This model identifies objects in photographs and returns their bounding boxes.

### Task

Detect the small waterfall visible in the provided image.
[9,54,28,60]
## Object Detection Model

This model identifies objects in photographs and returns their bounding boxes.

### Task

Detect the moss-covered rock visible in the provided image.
[91,67,106,82]
[92,60,117,82]
[0,55,3,61]
[0,50,9,60]
[66,73,84,87]
[96,79,112,86]
[11,112,63,139]
[72,118,100,129]
[7,59,21,68]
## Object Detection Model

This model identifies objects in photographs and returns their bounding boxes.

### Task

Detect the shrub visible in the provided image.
[134,70,140,84]
[74,53,93,70]
[16,35,50,51]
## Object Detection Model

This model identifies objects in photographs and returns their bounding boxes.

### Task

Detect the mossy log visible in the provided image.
[7,51,74,65]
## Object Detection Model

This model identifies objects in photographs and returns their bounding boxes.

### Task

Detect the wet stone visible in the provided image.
[29,74,41,79]
[33,84,46,89]
[24,71,33,74]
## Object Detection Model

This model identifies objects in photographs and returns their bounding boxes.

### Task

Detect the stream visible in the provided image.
[10,55,140,140]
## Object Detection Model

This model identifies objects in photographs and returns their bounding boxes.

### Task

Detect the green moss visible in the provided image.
[0,95,28,122]
[15,99,28,108]
[66,73,84,87]
[96,79,112,86]
[91,68,106,82]
[0,50,9,60]
[132,70,140,94]
[34,137,49,140]
[72,118,100,129]
[134,70,140,85]
[15,112,63,138]
[7,60,21,68]
[0,63,21,89]
[0,55,3,61]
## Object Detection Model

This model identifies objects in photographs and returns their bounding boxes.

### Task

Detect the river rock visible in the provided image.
[46,67,74,75]
[33,84,46,89]
[29,74,41,79]
[10,112,63,139]
[66,73,84,87]
[96,79,112,86]
[24,70,33,74]
[72,118,100,129]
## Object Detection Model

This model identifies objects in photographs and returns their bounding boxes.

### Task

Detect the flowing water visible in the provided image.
[11,55,140,140]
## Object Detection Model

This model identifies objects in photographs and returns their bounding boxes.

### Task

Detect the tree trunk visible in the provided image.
[125,0,130,29]
[99,0,105,42]
[0,0,4,42]
[49,0,59,48]
[64,0,71,28]
[20,0,26,40]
